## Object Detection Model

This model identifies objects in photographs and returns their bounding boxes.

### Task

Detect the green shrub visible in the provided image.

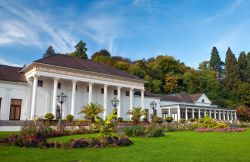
[165,116,173,123]
[45,113,54,120]
[192,116,228,129]
[121,126,145,137]
[189,118,196,122]
[152,116,164,124]
[179,118,185,124]
[145,123,165,137]
[117,117,123,122]
[165,122,197,132]
[66,114,74,122]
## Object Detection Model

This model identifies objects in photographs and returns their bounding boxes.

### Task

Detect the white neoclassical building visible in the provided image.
[0,54,236,123]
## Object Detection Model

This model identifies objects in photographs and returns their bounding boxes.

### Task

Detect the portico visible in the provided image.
[23,58,145,120]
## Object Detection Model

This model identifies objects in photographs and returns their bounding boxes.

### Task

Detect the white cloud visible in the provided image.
[0,57,22,67]
[0,0,77,53]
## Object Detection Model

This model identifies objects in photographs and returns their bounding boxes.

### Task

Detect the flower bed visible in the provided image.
[195,128,246,132]
[0,133,133,148]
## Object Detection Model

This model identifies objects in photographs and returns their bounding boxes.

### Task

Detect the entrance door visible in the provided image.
[9,99,22,120]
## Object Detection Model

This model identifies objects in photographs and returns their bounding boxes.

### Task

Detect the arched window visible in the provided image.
[201,99,205,103]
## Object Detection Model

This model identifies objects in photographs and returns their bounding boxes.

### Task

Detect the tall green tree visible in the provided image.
[91,49,111,59]
[238,51,247,82]
[43,46,56,58]
[224,47,240,94]
[237,82,250,106]
[71,40,88,59]
[247,52,250,82]
[209,46,223,79]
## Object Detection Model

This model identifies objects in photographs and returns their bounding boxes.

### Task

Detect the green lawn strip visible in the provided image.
[0,130,249,162]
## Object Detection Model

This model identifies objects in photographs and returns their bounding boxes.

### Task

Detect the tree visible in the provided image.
[236,105,250,122]
[209,46,223,79]
[198,61,210,71]
[246,52,250,82]
[238,51,247,82]
[224,47,240,94]
[71,40,88,59]
[164,74,180,93]
[91,49,111,59]
[127,107,147,123]
[237,82,250,106]
[43,46,56,58]
[78,103,104,123]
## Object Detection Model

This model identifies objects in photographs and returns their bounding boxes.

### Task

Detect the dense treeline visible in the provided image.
[43,41,250,108]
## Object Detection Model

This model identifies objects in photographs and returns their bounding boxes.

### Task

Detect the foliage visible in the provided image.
[192,116,228,129]
[237,83,250,106]
[152,116,164,124]
[121,125,145,137]
[43,46,56,58]
[209,46,224,79]
[238,51,248,82]
[45,113,54,120]
[96,109,117,138]
[70,40,88,59]
[179,118,185,124]
[165,116,174,123]
[66,114,74,122]
[163,122,197,132]
[144,123,165,137]
[189,118,196,122]
[236,105,250,122]
[78,103,104,123]
[127,107,147,123]
[117,117,123,122]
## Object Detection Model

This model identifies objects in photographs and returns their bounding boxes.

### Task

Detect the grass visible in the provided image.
[1,130,250,162]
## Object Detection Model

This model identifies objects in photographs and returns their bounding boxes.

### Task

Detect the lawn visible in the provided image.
[1,130,250,162]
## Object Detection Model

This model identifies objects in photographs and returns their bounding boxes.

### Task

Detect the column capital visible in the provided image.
[72,80,78,84]
[54,77,60,81]
[89,82,94,85]
[104,84,109,88]
[33,74,39,79]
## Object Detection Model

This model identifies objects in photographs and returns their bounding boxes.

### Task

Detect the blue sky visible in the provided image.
[0,0,250,68]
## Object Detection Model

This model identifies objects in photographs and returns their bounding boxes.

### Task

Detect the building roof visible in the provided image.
[190,93,203,102]
[34,54,141,80]
[0,64,27,83]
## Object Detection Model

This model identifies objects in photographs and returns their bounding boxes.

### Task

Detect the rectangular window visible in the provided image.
[101,88,104,94]
[38,80,43,87]
[126,91,129,96]
[114,90,118,95]
[87,86,89,92]
[58,83,61,89]
[9,99,22,120]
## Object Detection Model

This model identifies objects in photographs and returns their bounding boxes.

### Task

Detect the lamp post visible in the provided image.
[57,92,67,120]
[150,101,157,115]
[111,97,119,110]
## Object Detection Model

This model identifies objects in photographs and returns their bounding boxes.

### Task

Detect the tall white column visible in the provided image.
[198,109,201,118]
[192,109,194,118]
[71,80,77,116]
[234,111,237,121]
[52,78,59,117]
[223,111,226,120]
[141,89,144,109]
[177,107,181,121]
[88,83,93,104]
[30,75,38,119]
[227,111,229,121]
[214,110,217,119]
[219,111,221,120]
[117,86,121,118]
[209,109,212,118]
[103,84,108,119]
[231,111,233,121]
[168,108,171,117]
[185,108,188,121]
[129,88,134,120]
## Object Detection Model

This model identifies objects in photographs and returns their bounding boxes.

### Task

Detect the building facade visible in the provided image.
[0,54,236,122]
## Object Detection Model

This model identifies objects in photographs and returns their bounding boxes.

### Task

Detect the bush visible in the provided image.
[117,117,123,122]
[66,114,74,122]
[195,128,246,132]
[189,118,196,122]
[145,123,165,137]
[236,105,250,122]
[152,116,164,124]
[165,116,173,123]
[192,116,228,129]
[179,118,185,124]
[121,125,145,137]
[45,113,54,120]
[143,117,148,122]
[164,121,197,132]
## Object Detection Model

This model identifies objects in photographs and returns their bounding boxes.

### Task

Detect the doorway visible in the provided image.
[9,99,22,120]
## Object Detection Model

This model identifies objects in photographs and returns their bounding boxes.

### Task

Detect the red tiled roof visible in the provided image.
[34,54,141,80]
[0,64,27,83]
[190,93,203,101]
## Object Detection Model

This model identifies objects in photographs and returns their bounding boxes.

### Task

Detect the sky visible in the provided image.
[0,0,250,68]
